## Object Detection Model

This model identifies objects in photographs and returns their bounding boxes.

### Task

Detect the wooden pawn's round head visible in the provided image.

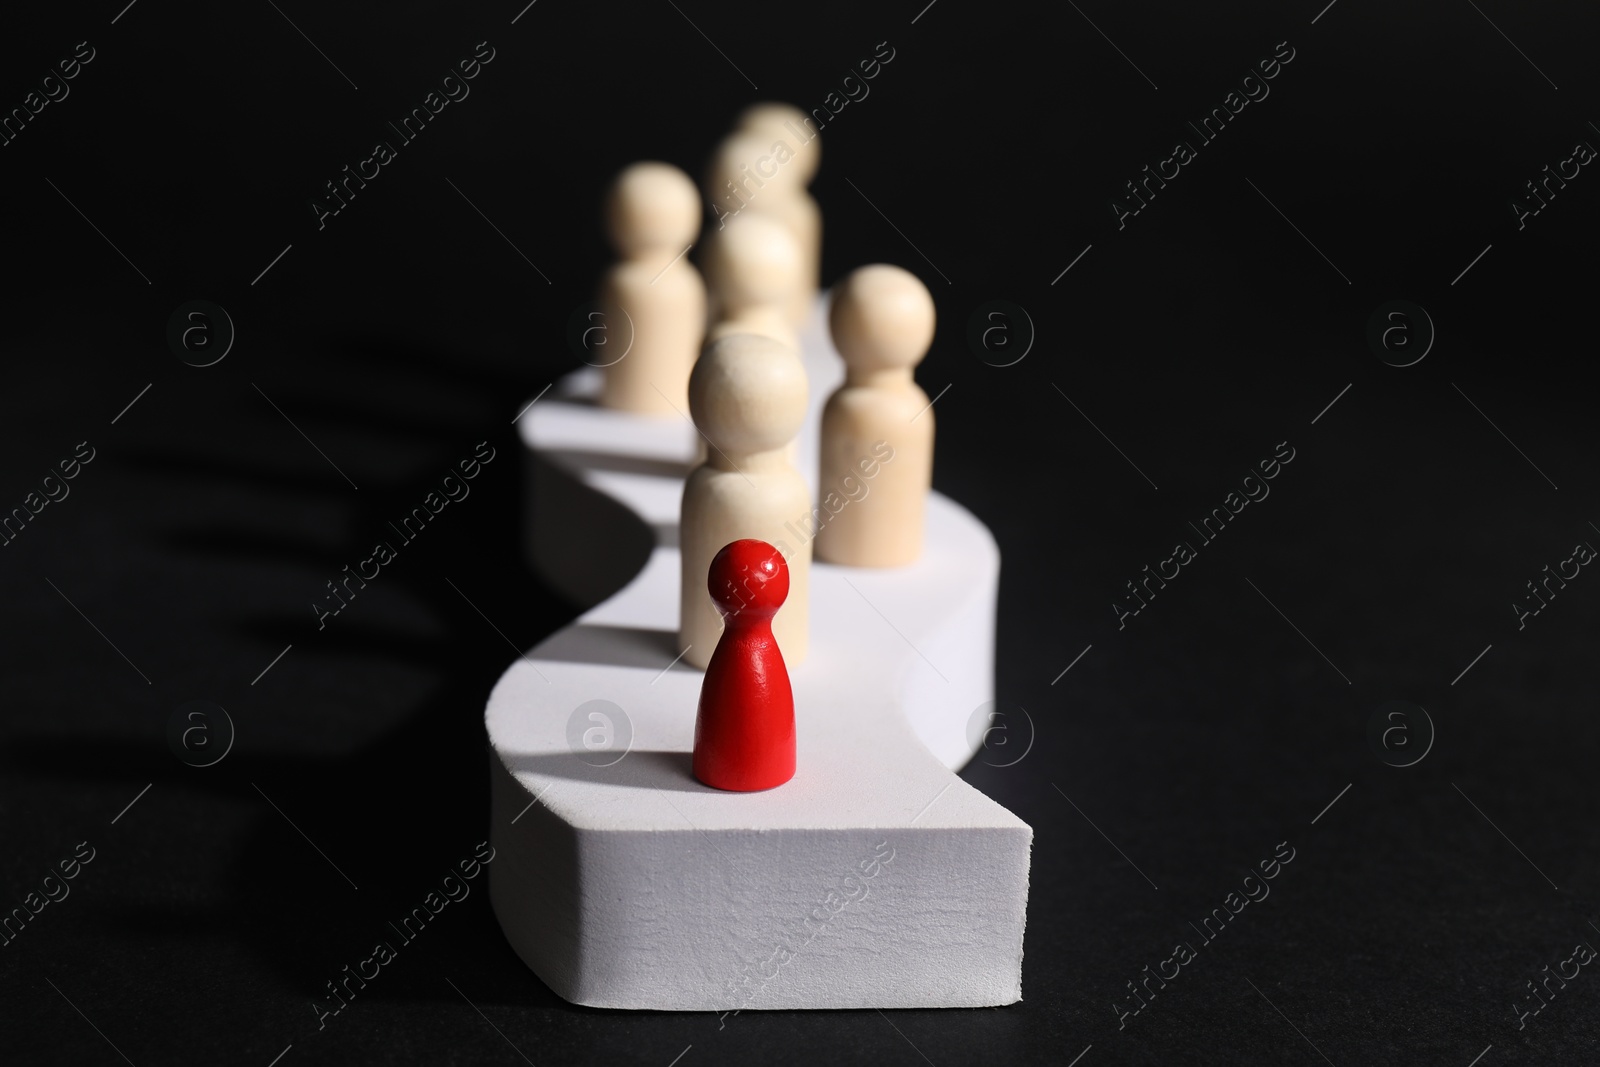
[688,333,807,457]
[604,162,699,257]
[829,264,936,379]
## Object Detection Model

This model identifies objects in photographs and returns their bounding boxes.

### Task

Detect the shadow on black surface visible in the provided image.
[0,326,619,1023]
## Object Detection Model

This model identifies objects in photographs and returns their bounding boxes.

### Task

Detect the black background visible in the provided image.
[2,1,1597,1064]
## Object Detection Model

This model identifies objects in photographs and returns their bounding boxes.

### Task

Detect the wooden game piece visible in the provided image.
[737,104,821,325]
[681,334,811,668]
[709,117,821,328]
[598,162,706,414]
[737,102,819,162]
[736,104,821,326]
[698,211,805,468]
[702,210,803,354]
[692,539,796,791]
[816,265,937,567]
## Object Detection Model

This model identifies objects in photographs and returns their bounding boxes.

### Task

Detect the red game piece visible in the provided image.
[692,539,796,791]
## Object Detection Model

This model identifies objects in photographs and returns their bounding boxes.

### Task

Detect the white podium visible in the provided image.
[486,300,1032,1010]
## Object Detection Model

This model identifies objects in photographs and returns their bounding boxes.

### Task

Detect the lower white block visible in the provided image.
[487,299,1032,1010]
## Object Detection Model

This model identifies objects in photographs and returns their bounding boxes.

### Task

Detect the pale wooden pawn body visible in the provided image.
[680,334,811,668]
[709,114,821,328]
[702,209,802,354]
[598,162,706,414]
[699,211,805,465]
[760,194,820,329]
[736,106,822,327]
[817,383,931,566]
[816,265,937,568]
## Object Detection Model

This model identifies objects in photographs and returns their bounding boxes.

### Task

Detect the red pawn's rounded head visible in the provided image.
[709,539,789,621]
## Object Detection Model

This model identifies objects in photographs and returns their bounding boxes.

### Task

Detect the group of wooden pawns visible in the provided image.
[587,104,938,792]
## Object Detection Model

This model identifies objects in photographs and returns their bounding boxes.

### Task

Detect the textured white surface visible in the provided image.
[487,298,1032,1009]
